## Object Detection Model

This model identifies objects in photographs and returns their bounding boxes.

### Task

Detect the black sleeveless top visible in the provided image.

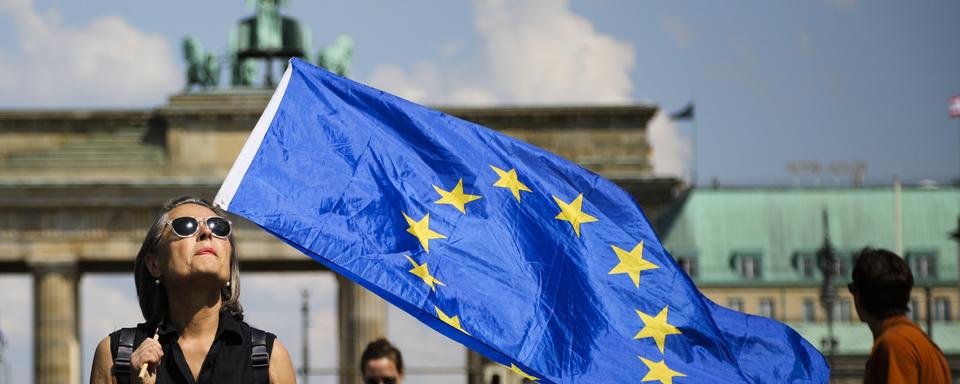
[109,311,276,384]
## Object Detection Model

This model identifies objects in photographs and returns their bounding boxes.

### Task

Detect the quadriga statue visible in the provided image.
[182,36,220,90]
[317,35,353,77]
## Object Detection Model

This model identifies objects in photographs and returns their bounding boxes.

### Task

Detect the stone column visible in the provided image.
[337,275,386,384]
[32,261,80,384]
[466,349,488,384]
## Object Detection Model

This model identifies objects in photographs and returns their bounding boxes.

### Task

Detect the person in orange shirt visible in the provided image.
[849,248,952,384]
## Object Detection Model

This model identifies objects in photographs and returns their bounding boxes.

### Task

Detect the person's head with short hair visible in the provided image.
[360,338,404,384]
[849,247,913,321]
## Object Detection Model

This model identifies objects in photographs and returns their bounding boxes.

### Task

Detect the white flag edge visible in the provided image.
[214,62,294,211]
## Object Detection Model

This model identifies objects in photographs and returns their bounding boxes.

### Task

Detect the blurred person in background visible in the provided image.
[849,247,951,384]
[360,338,404,384]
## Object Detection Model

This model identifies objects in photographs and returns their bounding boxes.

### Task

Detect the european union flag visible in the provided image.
[215,58,829,383]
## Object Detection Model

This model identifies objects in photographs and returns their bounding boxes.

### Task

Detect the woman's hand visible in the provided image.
[129,337,163,384]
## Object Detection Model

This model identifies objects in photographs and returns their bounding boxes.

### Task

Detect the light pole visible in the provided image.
[816,209,838,369]
[301,289,310,384]
[951,218,960,332]
[949,95,960,184]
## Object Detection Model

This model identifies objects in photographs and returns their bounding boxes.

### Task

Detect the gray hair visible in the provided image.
[134,196,243,325]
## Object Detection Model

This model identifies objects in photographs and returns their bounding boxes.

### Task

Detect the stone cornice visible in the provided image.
[0,110,154,132]
[0,181,220,208]
[1,99,659,133]
[438,104,658,130]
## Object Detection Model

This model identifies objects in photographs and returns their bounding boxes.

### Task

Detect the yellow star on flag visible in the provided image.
[403,212,446,253]
[405,255,445,291]
[435,306,469,335]
[634,306,682,354]
[552,193,598,237]
[503,364,538,381]
[639,357,685,384]
[608,240,659,288]
[490,165,532,202]
[433,179,481,213]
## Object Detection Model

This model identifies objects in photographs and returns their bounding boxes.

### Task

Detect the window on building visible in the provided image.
[795,251,853,279]
[832,254,850,277]
[795,253,817,279]
[676,257,698,279]
[803,298,816,322]
[909,298,920,322]
[734,253,762,279]
[835,299,852,323]
[934,298,951,322]
[906,252,937,280]
[727,298,743,312]
[759,298,776,319]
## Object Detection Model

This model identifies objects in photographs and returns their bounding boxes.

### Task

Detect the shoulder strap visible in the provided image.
[250,327,271,384]
[112,327,139,384]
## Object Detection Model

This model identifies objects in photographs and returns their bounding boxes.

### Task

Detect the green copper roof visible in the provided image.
[658,187,960,285]
[790,322,960,354]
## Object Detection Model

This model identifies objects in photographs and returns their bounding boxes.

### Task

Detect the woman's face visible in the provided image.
[148,203,232,286]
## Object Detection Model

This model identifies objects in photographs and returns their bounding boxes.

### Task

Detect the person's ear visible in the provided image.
[145,252,162,278]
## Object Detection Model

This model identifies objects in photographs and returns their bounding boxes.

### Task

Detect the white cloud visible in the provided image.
[0,0,180,107]
[472,0,635,104]
[647,111,692,180]
[366,0,634,106]
[365,0,690,178]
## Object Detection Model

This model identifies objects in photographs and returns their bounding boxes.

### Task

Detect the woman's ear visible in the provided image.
[145,252,162,278]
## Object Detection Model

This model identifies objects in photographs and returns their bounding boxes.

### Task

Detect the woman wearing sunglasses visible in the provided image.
[89,196,296,384]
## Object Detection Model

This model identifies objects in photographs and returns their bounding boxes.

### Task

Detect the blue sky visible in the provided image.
[1,1,959,383]
[1,0,957,184]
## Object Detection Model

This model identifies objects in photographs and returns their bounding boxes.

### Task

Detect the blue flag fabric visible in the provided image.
[215,58,829,383]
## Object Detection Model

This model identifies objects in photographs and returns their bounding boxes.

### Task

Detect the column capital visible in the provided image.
[27,259,78,274]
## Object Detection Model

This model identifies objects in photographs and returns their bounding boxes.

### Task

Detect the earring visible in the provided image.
[154,278,160,285]
[226,281,231,287]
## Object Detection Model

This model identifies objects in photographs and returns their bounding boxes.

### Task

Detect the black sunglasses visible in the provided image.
[166,216,232,238]
[365,377,397,384]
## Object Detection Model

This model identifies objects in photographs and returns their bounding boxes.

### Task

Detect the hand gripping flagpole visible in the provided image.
[137,331,160,379]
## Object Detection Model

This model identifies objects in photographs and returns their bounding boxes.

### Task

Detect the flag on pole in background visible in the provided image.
[215,58,828,383]
[670,102,695,121]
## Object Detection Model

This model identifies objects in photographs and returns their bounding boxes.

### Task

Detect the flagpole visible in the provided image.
[692,102,699,187]
[950,95,960,184]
